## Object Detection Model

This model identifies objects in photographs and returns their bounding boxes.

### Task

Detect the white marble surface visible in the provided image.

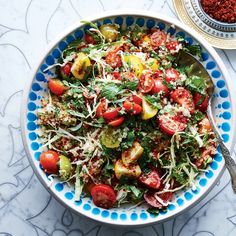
[0,0,236,235]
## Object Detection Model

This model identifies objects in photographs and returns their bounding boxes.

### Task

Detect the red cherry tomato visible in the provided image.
[61,62,72,77]
[132,94,143,105]
[105,47,122,68]
[96,99,107,118]
[144,191,173,209]
[151,78,169,96]
[193,93,209,112]
[150,30,167,49]
[85,33,96,44]
[122,72,136,81]
[166,41,180,52]
[165,68,180,83]
[144,192,163,208]
[123,101,142,115]
[103,108,120,121]
[170,88,195,114]
[139,169,161,189]
[40,150,60,174]
[48,79,68,96]
[139,73,154,93]
[108,117,125,127]
[91,184,116,209]
[198,116,212,134]
[159,113,187,135]
[112,71,122,81]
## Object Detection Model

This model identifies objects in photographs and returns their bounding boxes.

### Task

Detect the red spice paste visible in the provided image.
[200,0,236,23]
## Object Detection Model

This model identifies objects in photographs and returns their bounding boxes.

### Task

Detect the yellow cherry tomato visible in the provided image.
[146,58,159,71]
[141,98,158,120]
[99,24,119,42]
[123,54,144,78]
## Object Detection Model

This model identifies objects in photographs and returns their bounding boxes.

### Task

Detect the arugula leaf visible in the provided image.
[121,79,139,90]
[191,111,205,124]
[185,75,207,94]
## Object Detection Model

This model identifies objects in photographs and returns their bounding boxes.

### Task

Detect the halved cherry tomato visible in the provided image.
[112,71,122,81]
[166,41,180,52]
[105,47,122,68]
[123,101,142,115]
[159,113,187,135]
[132,94,143,105]
[85,33,97,44]
[108,117,125,127]
[48,79,68,96]
[91,184,116,209]
[193,93,209,112]
[139,169,161,189]
[165,68,180,83]
[96,99,107,118]
[40,150,60,174]
[151,78,169,96]
[170,88,195,113]
[139,73,154,93]
[103,108,120,121]
[144,191,173,209]
[61,62,72,77]
[150,30,167,49]
[122,72,136,81]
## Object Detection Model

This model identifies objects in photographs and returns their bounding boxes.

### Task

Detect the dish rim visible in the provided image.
[21,10,236,226]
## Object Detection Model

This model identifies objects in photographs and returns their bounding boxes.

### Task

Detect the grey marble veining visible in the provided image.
[0,0,236,235]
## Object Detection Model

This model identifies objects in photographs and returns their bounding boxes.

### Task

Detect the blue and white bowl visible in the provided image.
[21,11,236,226]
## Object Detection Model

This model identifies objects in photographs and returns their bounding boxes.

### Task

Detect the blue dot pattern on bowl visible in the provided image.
[25,16,232,223]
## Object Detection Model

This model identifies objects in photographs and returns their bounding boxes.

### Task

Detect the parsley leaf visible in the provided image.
[183,44,202,59]
[101,83,122,100]
[185,75,207,94]
[121,130,135,150]
[121,79,139,90]
[144,95,162,109]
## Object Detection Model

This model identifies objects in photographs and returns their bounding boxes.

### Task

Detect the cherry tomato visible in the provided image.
[166,41,180,51]
[123,101,142,115]
[84,182,96,194]
[139,169,161,189]
[91,184,116,209]
[193,93,209,112]
[132,94,143,105]
[159,113,187,135]
[108,117,125,127]
[144,192,162,208]
[85,33,97,44]
[112,71,122,81]
[103,108,120,121]
[139,73,154,93]
[150,30,167,49]
[122,72,136,81]
[40,150,60,174]
[198,116,212,134]
[61,62,72,77]
[48,79,68,96]
[151,78,169,96]
[144,191,173,209]
[96,99,107,118]
[170,88,195,113]
[105,47,122,68]
[165,68,180,83]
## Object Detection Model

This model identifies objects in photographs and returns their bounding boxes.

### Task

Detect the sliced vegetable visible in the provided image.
[101,127,121,148]
[61,62,72,78]
[141,98,158,120]
[198,116,212,134]
[71,52,91,80]
[59,155,72,181]
[139,73,154,93]
[165,68,180,83]
[108,117,125,127]
[151,78,169,96]
[193,93,209,112]
[139,169,161,189]
[122,141,144,165]
[91,184,116,208]
[114,159,141,179]
[123,54,144,78]
[150,30,167,49]
[123,101,142,115]
[48,79,68,96]
[103,107,120,121]
[100,24,119,42]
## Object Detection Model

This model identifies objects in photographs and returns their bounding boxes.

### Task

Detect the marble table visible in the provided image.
[0,0,236,235]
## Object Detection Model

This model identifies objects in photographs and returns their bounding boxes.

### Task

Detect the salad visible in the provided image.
[38,22,216,213]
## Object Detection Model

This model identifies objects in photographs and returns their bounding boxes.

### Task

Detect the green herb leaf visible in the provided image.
[101,83,122,100]
[185,75,207,94]
[144,95,162,109]
[183,44,202,59]
[147,208,160,216]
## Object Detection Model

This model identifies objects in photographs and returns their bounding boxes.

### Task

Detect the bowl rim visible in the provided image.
[21,10,236,226]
